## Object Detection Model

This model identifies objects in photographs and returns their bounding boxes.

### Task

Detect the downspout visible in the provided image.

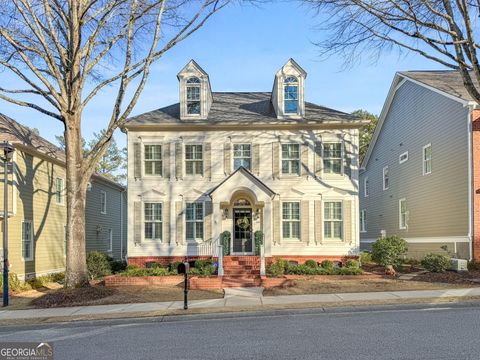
[467,103,475,261]
[120,188,126,260]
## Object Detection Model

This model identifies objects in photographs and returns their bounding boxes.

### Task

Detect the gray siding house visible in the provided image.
[360,71,479,260]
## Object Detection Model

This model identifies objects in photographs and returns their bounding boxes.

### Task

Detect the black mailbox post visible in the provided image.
[182,258,190,310]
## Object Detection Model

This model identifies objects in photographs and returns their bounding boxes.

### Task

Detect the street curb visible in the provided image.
[2,295,480,327]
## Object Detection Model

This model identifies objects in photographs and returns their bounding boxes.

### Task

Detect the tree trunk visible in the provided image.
[64,116,90,288]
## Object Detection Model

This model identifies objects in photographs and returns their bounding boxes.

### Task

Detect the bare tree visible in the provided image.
[0,0,233,288]
[302,0,480,102]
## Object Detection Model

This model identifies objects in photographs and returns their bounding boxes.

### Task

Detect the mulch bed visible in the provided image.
[31,286,115,308]
[362,263,423,274]
[413,270,480,285]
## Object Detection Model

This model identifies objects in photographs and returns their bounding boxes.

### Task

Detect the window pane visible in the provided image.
[186,223,194,240]
[333,222,343,238]
[195,203,203,220]
[145,223,153,239]
[187,101,200,114]
[195,222,204,240]
[145,161,153,175]
[292,222,300,238]
[185,204,194,220]
[324,222,332,238]
[187,87,200,100]
[283,222,290,238]
[185,161,193,175]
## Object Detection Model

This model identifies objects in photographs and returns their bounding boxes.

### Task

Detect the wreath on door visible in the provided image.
[236,216,250,230]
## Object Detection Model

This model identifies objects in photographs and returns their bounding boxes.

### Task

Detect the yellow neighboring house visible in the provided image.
[0,115,127,279]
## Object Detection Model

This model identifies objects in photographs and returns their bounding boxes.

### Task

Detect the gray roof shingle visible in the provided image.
[126,92,360,126]
[399,70,477,102]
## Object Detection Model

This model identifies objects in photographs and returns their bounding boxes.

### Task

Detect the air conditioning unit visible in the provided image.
[450,258,468,272]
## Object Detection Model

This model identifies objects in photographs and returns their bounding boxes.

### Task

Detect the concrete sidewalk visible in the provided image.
[1,287,480,323]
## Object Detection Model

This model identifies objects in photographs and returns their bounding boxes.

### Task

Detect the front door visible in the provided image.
[233,208,253,254]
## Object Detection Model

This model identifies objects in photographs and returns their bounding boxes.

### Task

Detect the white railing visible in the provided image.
[196,236,224,276]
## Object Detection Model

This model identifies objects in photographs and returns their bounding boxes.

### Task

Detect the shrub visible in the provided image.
[334,267,363,275]
[0,272,25,292]
[320,260,334,270]
[345,259,360,269]
[359,251,373,264]
[304,260,318,268]
[421,254,451,273]
[86,251,112,279]
[267,258,289,277]
[120,265,173,277]
[254,231,263,255]
[169,261,183,274]
[189,259,216,276]
[371,236,408,268]
[109,259,127,273]
[221,231,231,256]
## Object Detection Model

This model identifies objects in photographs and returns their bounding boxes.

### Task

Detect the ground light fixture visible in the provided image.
[1,141,15,307]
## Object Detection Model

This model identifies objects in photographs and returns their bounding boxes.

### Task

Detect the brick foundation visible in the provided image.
[104,275,184,286]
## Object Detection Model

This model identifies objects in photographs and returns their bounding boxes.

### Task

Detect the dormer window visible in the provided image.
[186,77,201,115]
[284,76,299,114]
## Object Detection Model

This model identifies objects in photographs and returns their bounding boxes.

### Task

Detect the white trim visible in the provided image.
[142,143,163,177]
[382,166,389,191]
[361,236,470,244]
[399,198,407,230]
[100,190,107,214]
[322,200,344,241]
[185,201,205,242]
[422,143,432,175]
[360,209,366,233]
[467,106,474,261]
[184,143,204,177]
[55,177,64,205]
[108,228,113,252]
[21,220,34,261]
[280,201,301,241]
[399,151,409,164]
[363,176,369,197]
[232,142,252,172]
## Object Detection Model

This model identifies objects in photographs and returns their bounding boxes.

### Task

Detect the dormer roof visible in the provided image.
[177,59,210,80]
[275,58,307,78]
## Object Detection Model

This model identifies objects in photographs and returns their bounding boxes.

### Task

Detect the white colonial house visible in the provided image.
[124,59,367,280]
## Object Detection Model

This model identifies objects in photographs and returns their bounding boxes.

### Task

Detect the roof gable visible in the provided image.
[208,167,276,200]
[361,71,477,170]
[177,59,209,79]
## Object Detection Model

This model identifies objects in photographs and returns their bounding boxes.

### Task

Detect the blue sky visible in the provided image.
[1,1,443,149]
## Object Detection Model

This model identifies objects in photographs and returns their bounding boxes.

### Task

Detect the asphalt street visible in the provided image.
[1,304,480,359]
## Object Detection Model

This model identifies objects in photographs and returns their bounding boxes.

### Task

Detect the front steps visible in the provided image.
[221,256,261,288]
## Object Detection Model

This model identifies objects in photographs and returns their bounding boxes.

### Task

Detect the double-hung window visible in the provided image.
[423,144,432,175]
[233,144,251,170]
[100,190,107,214]
[144,144,162,176]
[55,177,64,205]
[108,229,113,252]
[284,76,298,114]
[22,220,33,261]
[324,202,343,240]
[185,145,203,176]
[144,203,162,240]
[383,166,389,190]
[186,202,204,241]
[323,142,343,175]
[360,209,367,233]
[281,144,300,175]
[186,77,201,115]
[364,177,369,197]
[399,198,408,229]
[282,202,300,240]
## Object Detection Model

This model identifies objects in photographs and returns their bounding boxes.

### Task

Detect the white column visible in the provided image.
[212,200,223,276]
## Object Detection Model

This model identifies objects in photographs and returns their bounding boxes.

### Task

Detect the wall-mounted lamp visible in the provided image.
[96,225,103,234]
[223,208,229,220]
